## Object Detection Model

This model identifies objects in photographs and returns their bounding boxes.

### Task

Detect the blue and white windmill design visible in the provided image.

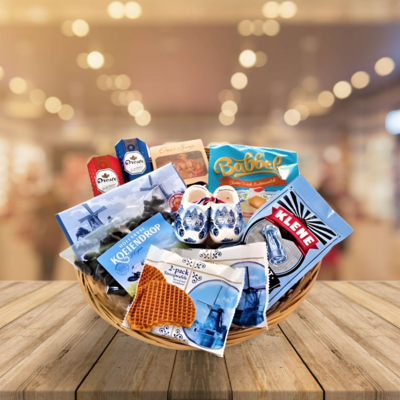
[78,203,107,232]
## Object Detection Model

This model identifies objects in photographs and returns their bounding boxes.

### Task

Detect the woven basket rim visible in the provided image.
[75,260,321,350]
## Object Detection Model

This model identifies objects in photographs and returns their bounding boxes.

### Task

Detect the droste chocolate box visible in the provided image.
[55,163,186,245]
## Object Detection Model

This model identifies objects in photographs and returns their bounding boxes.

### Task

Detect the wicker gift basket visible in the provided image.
[74,148,321,350]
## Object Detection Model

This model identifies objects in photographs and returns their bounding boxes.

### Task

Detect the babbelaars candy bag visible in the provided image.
[208,144,299,224]
[242,175,353,309]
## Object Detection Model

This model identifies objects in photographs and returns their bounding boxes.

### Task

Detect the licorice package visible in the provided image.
[242,175,353,309]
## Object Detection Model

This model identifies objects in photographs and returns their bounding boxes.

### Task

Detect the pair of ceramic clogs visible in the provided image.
[173,185,244,245]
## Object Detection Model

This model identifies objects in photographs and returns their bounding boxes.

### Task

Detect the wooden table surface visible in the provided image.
[1,281,400,399]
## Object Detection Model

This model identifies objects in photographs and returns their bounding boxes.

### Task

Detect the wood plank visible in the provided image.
[78,332,176,400]
[307,282,400,377]
[169,350,231,400]
[0,284,88,377]
[0,305,117,400]
[224,326,322,400]
[280,298,400,400]
[0,281,76,329]
[351,281,400,309]
[325,281,400,328]
[0,281,50,308]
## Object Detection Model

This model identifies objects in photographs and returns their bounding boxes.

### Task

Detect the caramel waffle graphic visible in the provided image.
[128,264,196,331]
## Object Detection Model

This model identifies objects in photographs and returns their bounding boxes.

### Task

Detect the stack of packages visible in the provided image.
[58,139,352,357]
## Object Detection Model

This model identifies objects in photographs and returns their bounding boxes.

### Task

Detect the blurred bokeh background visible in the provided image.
[0,0,399,281]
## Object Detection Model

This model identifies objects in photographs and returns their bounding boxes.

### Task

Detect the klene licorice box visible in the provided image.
[55,163,186,245]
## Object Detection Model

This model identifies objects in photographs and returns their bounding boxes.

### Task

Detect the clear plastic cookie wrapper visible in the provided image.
[241,175,353,309]
[172,243,269,329]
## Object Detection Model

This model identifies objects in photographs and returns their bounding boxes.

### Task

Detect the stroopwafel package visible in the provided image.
[208,144,299,224]
[172,243,269,329]
[242,175,353,309]
[125,245,244,357]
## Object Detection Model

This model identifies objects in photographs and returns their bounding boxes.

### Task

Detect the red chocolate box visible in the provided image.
[87,155,125,197]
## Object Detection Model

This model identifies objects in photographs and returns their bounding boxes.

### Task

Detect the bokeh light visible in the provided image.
[231,72,248,90]
[333,81,352,99]
[71,19,90,37]
[375,57,395,76]
[351,71,370,89]
[279,1,298,18]
[284,109,301,126]
[44,97,62,113]
[239,50,257,68]
[318,90,335,108]
[295,104,310,120]
[0,66,4,80]
[9,77,27,94]
[221,100,238,115]
[115,74,131,90]
[219,112,235,126]
[237,20,253,36]
[128,100,144,116]
[254,51,268,67]
[58,104,74,121]
[87,51,105,69]
[61,20,74,37]
[76,53,89,69]
[125,2,142,19]
[30,89,46,105]
[253,20,264,36]
[135,110,151,126]
[262,2,280,18]
[107,1,125,19]
[263,20,280,36]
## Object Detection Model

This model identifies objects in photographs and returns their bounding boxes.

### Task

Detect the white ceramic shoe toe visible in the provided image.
[173,185,211,244]
[209,186,244,244]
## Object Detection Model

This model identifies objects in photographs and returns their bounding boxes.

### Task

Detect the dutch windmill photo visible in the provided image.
[185,286,228,349]
[234,266,266,327]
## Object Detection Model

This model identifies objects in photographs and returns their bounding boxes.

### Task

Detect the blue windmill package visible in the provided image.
[242,175,353,310]
[55,163,186,245]
[123,245,245,357]
[115,138,152,183]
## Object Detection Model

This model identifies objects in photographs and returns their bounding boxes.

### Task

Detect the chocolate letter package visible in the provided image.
[55,163,186,245]
[172,243,269,329]
[208,144,299,223]
[125,245,245,357]
[242,175,353,309]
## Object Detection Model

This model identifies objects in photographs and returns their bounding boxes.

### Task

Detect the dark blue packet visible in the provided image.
[115,138,151,183]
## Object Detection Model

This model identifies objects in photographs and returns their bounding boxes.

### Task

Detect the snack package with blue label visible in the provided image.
[208,144,299,224]
[59,187,185,299]
[115,138,152,183]
[96,213,188,297]
[123,245,245,357]
[241,175,353,309]
[172,243,269,329]
[55,162,186,245]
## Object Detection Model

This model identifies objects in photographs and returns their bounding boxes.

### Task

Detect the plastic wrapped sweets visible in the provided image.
[124,245,245,357]
[242,175,353,309]
[172,243,269,329]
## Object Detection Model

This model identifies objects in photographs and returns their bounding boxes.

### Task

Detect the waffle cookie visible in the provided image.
[128,280,196,331]
[138,264,166,291]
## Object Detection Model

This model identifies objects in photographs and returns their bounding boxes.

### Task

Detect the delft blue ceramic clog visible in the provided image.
[209,186,244,244]
[173,185,211,244]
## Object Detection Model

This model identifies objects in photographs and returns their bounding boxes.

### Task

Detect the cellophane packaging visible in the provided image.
[60,187,174,304]
[172,243,269,329]
[124,245,245,357]
[208,144,299,224]
[242,175,353,309]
